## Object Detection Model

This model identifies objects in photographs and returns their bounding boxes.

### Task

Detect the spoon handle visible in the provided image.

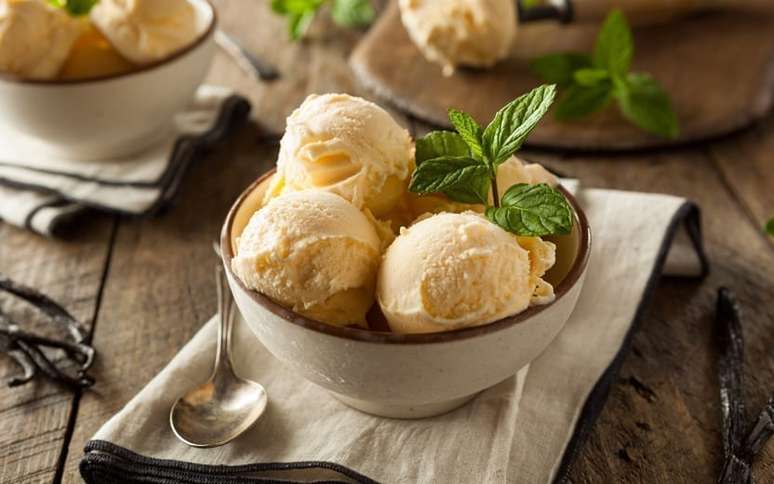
[215,30,280,82]
[215,265,236,374]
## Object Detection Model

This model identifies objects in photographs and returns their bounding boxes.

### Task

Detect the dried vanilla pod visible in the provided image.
[0,274,95,389]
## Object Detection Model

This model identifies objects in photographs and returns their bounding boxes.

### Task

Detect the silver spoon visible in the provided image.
[169,265,267,448]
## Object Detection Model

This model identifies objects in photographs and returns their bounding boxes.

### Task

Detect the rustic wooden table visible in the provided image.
[1,2,772,483]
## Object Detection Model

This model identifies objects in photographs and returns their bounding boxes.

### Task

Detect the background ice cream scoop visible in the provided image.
[398,0,516,75]
[232,190,381,328]
[377,211,555,334]
[0,0,85,79]
[267,93,415,219]
[90,0,199,64]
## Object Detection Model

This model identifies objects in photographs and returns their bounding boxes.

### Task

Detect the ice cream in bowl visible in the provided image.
[221,89,591,418]
[0,0,216,160]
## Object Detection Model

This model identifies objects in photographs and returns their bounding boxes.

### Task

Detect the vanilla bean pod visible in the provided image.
[0,274,87,343]
[0,275,95,389]
[715,288,774,484]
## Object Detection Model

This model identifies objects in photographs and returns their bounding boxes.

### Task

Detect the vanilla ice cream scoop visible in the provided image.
[378,211,556,334]
[90,0,199,65]
[0,0,85,79]
[399,0,516,75]
[267,93,415,219]
[232,190,381,328]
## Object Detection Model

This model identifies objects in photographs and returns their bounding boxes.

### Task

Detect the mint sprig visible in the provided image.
[530,10,679,139]
[271,0,374,40]
[409,84,574,237]
[766,218,774,236]
[486,184,573,237]
[48,0,98,15]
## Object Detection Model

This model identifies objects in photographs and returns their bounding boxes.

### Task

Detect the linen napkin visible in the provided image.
[0,86,250,236]
[80,186,709,484]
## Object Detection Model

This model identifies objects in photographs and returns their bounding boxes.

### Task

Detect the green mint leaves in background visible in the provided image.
[48,0,98,15]
[271,0,374,40]
[766,218,774,236]
[410,84,574,237]
[530,10,679,139]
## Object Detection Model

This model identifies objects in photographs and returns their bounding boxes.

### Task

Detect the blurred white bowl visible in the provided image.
[221,172,592,419]
[0,0,216,161]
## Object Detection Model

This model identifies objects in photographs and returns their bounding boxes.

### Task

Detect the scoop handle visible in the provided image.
[569,0,774,24]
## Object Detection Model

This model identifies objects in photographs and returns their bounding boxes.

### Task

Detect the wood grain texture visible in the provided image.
[0,216,114,484]
[708,115,774,239]
[351,1,774,150]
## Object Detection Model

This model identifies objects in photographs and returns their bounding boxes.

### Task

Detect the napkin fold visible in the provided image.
[80,187,709,484]
[0,86,250,236]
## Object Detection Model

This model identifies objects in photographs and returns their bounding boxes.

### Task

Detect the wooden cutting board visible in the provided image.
[350,1,774,150]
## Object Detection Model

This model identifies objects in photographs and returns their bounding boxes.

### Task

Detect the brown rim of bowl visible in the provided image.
[0,0,217,86]
[220,169,592,345]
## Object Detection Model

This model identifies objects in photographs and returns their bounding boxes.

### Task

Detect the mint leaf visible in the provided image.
[616,73,679,138]
[271,0,321,14]
[47,0,98,15]
[555,82,612,120]
[448,109,484,160]
[288,10,317,39]
[485,183,573,236]
[415,131,470,165]
[530,53,592,87]
[331,0,374,27]
[409,157,490,204]
[482,84,556,166]
[765,218,774,236]
[573,68,609,87]
[593,10,633,77]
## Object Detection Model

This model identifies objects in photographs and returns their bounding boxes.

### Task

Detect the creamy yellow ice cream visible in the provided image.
[496,156,558,191]
[377,211,556,334]
[266,93,415,220]
[60,23,136,79]
[0,0,85,79]
[90,0,198,65]
[398,0,516,75]
[232,190,381,328]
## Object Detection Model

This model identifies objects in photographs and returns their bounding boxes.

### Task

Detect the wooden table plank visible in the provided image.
[0,217,114,484]
[708,116,774,240]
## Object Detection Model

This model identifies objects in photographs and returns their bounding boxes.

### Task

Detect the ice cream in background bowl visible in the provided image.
[0,0,216,160]
[222,168,590,418]
[398,0,517,75]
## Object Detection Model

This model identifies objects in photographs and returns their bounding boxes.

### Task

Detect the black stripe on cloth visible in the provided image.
[23,198,71,233]
[80,440,380,484]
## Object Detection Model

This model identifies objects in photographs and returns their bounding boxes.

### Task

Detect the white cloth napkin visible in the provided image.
[80,187,708,484]
[0,86,250,236]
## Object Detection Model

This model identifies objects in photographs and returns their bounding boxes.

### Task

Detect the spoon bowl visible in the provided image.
[170,265,267,448]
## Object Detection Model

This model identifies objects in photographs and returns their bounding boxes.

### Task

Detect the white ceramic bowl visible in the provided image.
[221,172,592,419]
[0,0,216,160]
